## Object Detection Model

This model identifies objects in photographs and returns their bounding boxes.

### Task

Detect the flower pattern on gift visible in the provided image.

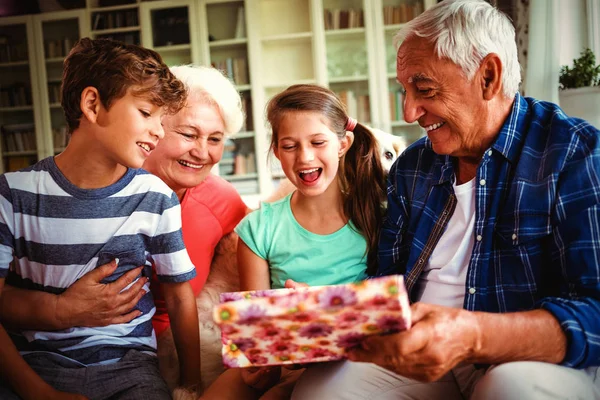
[376,315,402,332]
[318,286,357,309]
[298,322,333,338]
[233,337,257,351]
[256,325,286,341]
[268,341,299,356]
[214,275,411,368]
[335,311,369,329]
[336,332,367,349]
[239,304,267,324]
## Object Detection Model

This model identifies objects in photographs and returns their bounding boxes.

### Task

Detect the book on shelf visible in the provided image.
[234,7,246,39]
[382,3,424,25]
[1,123,36,153]
[324,8,364,30]
[212,58,249,86]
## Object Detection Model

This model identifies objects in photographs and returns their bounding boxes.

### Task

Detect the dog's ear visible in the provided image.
[391,136,406,156]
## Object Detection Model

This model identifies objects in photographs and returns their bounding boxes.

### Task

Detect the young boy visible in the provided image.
[0,38,200,399]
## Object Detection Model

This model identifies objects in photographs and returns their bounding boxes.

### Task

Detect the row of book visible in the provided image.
[220,139,257,176]
[45,37,75,59]
[0,36,28,64]
[0,84,32,108]
[48,82,62,104]
[324,8,365,30]
[240,95,253,132]
[96,32,139,45]
[336,90,371,124]
[92,10,139,31]
[383,3,424,25]
[212,58,249,86]
[2,123,37,153]
[53,126,69,150]
[389,90,405,121]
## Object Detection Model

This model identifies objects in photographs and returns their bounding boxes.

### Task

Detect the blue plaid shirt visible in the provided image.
[378,93,600,369]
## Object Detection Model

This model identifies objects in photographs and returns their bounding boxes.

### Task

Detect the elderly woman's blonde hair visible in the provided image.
[169,65,245,136]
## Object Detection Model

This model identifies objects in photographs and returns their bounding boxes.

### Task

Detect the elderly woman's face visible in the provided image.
[143,96,225,199]
[396,37,490,159]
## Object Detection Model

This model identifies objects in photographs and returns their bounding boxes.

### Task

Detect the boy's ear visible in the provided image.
[80,86,102,124]
[339,132,354,157]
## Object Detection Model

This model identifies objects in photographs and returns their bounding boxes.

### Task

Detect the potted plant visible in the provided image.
[558,48,600,128]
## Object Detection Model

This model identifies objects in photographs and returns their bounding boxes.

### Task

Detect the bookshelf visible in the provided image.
[199,0,259,198]
[33,10,89,157]
[88,0,141,45]
[0,0,435,199]
[0,15,44,173]
[373,0,435,143]
[139,0,201,67]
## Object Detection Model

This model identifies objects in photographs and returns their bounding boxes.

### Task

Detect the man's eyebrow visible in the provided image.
[408,73,434,84]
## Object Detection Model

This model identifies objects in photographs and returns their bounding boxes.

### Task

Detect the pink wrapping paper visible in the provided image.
[213,275,411,368]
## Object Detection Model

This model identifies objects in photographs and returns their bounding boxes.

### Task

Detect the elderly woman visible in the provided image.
[0,65,249,395]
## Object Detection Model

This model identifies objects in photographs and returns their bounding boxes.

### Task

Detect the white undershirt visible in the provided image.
[416,178,476,308]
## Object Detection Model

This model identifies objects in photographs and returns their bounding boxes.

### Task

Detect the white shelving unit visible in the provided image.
[0,0,434,197]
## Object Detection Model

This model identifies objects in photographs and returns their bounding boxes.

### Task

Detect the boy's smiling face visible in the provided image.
[94,88,165,169]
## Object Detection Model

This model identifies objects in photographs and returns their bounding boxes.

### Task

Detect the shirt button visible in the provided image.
[476,235,482,242]
[468,287,476,295]
[512,233,517,240]
[418,259,423,264]
[488,150,492,156]
[479,179,486,186]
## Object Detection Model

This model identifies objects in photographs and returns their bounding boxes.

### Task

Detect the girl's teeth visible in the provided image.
[299,168,319,174]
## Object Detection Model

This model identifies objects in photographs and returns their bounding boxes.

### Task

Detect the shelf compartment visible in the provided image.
[258,0,310,37]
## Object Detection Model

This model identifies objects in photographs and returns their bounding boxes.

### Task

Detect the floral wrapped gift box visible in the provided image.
[213,275,411,368]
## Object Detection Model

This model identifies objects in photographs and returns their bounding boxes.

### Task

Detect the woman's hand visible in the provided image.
[55,260,147,328]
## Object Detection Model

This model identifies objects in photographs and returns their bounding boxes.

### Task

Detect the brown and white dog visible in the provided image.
[163,128,406,398]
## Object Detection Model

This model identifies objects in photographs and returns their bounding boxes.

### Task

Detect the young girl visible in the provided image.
[200,84,386,399]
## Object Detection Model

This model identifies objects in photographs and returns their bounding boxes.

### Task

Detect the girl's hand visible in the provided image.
[241,366,281,391]
[284,279,309,289]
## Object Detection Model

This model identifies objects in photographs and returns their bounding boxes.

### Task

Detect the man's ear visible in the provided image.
[479,53,503,100]
[80,86,102,124]
[339,132,354,157]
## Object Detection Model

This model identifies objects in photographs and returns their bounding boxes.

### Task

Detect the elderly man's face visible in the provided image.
[143,96,226,200]
[396,37,489,158]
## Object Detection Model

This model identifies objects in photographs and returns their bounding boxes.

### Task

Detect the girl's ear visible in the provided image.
[80,86,101,124]
[273,145,280,160]
[339,132,354,157]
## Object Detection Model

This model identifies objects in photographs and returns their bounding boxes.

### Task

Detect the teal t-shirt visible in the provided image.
[235,193,369,289]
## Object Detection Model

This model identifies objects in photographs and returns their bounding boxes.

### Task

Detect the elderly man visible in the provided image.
[292,0,600,399]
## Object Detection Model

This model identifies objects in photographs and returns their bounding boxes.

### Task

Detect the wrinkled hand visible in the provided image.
[347,302,481,382]
[241,366,281,391]
[56,260,147,328]
[284,279,309,289]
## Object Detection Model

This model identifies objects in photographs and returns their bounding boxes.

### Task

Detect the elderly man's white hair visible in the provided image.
[169,65,245,136]
[394,0,521,98]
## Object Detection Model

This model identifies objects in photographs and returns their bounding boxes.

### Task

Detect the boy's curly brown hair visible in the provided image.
[61,37,187,133]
